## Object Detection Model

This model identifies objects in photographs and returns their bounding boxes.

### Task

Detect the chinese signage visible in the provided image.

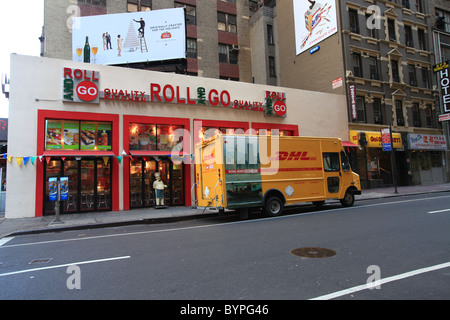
[407,134,447,151]
[63,68,100,104]
[293,0,338,55]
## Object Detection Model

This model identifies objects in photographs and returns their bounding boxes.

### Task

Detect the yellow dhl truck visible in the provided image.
[194,135,361,217]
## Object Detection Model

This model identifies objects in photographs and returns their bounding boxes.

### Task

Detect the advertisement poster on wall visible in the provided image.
[293,0,338,55]
[72,7,186,65]
[60,177,69,201]
[49,177,57,202]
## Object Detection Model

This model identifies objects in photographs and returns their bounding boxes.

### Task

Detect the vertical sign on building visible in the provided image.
[349,85,357,120]
[381,128,391,152]
[434,61,450,118]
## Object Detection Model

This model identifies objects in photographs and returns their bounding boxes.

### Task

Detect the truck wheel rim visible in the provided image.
[270,201,280,213]
[345,193,352,203]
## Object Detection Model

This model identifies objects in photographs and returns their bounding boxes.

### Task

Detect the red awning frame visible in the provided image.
[342,141,359,147]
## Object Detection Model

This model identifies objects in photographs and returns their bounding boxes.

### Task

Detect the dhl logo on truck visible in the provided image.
[269,151,317,161]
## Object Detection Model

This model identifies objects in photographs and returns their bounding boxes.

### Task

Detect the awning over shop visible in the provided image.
[342,141,359,147]
[43,151,116,157]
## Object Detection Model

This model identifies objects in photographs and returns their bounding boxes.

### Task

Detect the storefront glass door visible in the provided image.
[65,160,79,213]
[81,160,95,211]
[130,157,184,208]
[44,158,112,215]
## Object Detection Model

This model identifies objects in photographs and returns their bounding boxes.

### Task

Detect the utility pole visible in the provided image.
[390,123,399,194]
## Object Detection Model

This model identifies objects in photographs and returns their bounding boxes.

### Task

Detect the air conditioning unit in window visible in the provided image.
[231,45,240,51]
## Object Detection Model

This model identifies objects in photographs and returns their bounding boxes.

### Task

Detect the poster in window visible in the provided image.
[80,122,97,150]
[63,122,80,150]
[97,123,112,150]
[46,120,63,150]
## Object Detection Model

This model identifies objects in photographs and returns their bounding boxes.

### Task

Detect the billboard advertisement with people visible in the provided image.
[72,7,186,65]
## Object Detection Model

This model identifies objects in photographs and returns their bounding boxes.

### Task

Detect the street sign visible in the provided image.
[381,128,391,152]
[439,113,450,122]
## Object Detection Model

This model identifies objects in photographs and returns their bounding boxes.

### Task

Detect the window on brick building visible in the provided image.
[127,0,152,12]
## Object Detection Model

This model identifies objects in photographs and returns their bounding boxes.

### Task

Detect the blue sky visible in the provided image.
[0,0,44,118]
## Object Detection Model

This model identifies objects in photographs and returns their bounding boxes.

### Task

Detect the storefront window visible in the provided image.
[130,158,184,208]
[129,123,157,150]
[157,125,183,151]
[45,120,112,151]
[199,126,245,141]
[257,129,293,136]
[129,123,182,151]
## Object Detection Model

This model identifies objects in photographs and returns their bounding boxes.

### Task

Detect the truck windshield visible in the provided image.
[341,151,350,172]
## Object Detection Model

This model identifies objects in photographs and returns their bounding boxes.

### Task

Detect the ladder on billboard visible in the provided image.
[140,35,148,53]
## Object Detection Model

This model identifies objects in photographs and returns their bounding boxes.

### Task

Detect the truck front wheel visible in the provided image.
[263,196,284,217]
[340,190,355,207]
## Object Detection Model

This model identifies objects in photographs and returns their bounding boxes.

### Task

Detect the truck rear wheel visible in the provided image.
[263,196,284,217]
[340,190,355,207]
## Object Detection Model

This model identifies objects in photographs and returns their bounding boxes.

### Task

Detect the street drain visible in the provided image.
[29,258,53,265]
[291,247,336,259]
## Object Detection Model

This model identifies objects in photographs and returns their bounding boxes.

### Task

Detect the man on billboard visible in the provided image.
[133,18,146,37]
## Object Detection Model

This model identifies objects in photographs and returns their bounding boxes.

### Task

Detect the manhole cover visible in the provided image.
[291,247,336,259]
[29,258,53,265]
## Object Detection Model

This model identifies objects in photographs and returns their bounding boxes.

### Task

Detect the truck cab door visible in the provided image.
[322,152,341,197]
[339,150,354,195]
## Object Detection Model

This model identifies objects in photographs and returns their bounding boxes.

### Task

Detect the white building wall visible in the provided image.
[7,54,349,218]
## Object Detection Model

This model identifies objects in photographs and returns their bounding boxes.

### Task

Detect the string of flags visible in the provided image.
[1,150,195,167]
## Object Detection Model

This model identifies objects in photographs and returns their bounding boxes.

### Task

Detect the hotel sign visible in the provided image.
[435,61,450,114]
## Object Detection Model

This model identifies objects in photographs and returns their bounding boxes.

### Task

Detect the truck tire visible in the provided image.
[340,190,355,207]
[263,196,284,217]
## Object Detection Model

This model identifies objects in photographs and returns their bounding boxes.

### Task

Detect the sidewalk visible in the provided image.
[1,183,449,239]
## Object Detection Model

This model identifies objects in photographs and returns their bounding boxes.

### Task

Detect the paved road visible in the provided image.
[0,193,449,304]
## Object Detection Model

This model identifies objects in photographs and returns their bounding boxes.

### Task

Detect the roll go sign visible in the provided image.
[63,67,100,104]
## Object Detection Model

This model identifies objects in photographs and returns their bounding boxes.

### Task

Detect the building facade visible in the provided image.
[276,0,449,189]
[6,54,349,218]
